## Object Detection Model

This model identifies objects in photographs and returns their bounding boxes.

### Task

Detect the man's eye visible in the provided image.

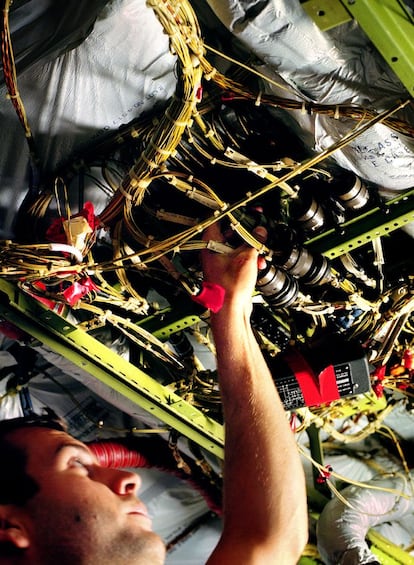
[69,457,89,470]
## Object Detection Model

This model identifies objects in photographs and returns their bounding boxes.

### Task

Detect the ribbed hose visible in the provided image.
[89,441,150,468]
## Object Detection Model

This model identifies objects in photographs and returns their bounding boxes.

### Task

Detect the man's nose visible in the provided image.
[97,467,142,495]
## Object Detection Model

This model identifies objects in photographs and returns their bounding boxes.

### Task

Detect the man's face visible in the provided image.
[9,427,166,564]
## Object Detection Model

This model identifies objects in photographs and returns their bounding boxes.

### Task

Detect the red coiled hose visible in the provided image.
[89,441,150,468]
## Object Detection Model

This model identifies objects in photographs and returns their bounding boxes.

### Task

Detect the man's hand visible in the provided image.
[201,222,267,313]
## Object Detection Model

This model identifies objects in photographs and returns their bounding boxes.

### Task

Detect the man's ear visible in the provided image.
[0,509,31,549]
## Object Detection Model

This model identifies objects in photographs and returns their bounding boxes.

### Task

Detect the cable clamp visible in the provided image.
[206,240,233,255]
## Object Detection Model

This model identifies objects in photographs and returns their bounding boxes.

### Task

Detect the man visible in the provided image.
[0,224,308,564]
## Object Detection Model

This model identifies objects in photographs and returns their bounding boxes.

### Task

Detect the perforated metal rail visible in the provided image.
[306,188,414,259]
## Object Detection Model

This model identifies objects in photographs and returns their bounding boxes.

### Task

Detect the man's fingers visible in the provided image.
[203,222,268,258]
[202,222,226,244]
[252,225,268,244]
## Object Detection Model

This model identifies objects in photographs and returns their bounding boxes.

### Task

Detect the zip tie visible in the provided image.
[148,139,173,156]
[191,55,201,68]
[164,108,191,127]
[230,221,241,231]
[141,153,160,170]
[117,181,134,200]
[144,235,155,248]
[136,178,152,190]
[170,3,181,19]
[300,101,312,115]
[255,91,262,106]
[204,68,217,81]
[181,64,195,76]
[167,175,178,186]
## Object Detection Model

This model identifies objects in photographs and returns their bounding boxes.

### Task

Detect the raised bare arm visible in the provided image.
[204,223,308,564]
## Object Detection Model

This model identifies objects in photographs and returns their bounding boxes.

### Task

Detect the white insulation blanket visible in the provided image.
[0,0,176,237]
[201,0,414,191]
[317,472,414,564]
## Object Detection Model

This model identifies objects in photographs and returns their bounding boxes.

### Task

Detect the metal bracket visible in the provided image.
[306,188,414,259]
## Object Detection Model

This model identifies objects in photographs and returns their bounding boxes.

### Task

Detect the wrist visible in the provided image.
[210,298,252,328]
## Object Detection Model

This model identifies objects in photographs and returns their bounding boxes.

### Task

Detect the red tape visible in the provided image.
[191,282,226,313]
[319,364,340,403]
[62,276,99,306]
[283,350,340,406]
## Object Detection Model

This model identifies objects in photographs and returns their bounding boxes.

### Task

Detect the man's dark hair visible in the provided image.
[0,411,66,506]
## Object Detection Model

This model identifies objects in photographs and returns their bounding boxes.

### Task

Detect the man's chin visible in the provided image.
[124,530,166,565]
[139,535,166,565]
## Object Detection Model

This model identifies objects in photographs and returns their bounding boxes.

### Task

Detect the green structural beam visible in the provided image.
[0,279,224,459]
[301,0,352,31]
[306,187,414,259]
[343,0,414,95]
[301,0,414,94]
[137,301,204,340]
[368,530,414,565]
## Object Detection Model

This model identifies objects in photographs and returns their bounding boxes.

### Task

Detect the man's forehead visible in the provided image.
[9,426,78,460]
[6,427,100,478]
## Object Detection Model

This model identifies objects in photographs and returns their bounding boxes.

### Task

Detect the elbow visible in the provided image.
[276,529,309,565]
[295,523,309,561]
[265,528,309,565]
[283,507,309,561]
[257,515,309,564]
